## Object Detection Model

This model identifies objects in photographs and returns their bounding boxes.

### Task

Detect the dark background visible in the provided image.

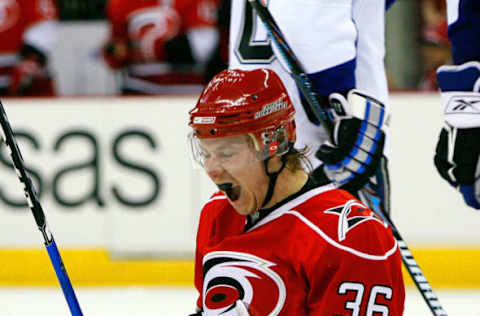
[58,0,107,20]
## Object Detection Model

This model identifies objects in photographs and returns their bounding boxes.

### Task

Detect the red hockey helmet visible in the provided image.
[188,68,296,165]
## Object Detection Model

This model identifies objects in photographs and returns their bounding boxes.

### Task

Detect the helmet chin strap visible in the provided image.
[261,154,288,208]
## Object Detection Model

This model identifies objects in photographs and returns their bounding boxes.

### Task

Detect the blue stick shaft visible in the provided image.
[46,239,83,316]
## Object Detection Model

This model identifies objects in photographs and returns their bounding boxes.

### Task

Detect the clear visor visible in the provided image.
[188,132,264,173]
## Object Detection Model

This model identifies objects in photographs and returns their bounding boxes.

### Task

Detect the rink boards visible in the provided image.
[0,94,478,288]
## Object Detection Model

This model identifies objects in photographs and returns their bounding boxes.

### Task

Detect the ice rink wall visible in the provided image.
[0,94,478,288]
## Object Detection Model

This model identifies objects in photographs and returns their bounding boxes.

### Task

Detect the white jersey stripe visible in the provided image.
[288,210,398,260]
[243,183,396,260]
[205,194,228,205]
[245,183,336,232]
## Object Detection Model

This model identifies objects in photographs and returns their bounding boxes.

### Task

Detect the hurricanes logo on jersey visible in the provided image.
[202,251,286,315]
[128,7,181,61]
[324,199,387,241]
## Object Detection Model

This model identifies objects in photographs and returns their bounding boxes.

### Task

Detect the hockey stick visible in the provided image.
[247,0,334,142]
[248,1,448,315]
[0,100,83,316]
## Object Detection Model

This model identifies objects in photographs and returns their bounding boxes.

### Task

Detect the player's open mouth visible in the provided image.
[217,183,241,202]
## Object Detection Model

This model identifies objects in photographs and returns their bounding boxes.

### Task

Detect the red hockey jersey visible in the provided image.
[194,185,405,315]
[0,0,57,94]
[0,0,56,54]
[106,0,216,40]
[105,0,217,93]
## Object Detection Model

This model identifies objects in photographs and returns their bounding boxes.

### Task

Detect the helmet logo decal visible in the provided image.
[254,97,288,119]
[268,141,279,156]
[193,117,216,124]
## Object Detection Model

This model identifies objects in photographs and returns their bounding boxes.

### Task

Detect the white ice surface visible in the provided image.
[0,287,478,315]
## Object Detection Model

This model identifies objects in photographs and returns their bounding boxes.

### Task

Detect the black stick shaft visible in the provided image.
[248,0,334,141]
[380,211,448,316]
[248,1,448,314]
[0,100,83,316]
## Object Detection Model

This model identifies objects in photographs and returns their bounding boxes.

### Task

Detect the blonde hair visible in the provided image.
[245,133,311,173]
[285,145,312,173]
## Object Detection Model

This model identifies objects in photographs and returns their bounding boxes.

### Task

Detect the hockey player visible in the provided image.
[434,0,480,210]
[0,0,58,96]
[188,68,405,315]
[228,0,393,213]
[103,0,219,94]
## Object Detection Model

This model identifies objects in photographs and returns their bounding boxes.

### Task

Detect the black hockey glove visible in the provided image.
[434,62,480,210]
[313,90,387,194]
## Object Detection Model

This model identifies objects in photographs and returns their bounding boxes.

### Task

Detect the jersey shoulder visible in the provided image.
[19,0,57,22]
[200,191,230,219]
[292,188,397,259]
[197,192,245,249]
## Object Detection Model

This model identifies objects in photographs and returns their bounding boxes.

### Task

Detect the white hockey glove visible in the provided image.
[434,61,480,210]
[313,90,387,194]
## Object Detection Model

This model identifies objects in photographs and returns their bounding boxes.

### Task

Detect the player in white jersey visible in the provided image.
[229,0,393,213]
[434,0,480,210]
